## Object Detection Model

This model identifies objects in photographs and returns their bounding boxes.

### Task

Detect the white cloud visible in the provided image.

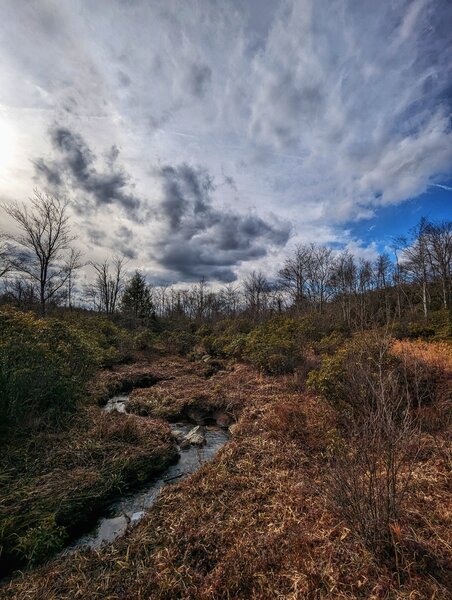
[0,0,451,282]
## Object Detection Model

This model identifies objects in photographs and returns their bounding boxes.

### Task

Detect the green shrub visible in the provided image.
[199,332,247,360]
[429,309,452,340]
[307,334,398,412]
[243,316,305,374]
[0,308,97,422]
[407,323,436,339]
[133,329,156,351]
[222,334,248,360]
[312,330,348,355]
[391,311,452,342]
[62,314,134,367]
[164,329,198,355]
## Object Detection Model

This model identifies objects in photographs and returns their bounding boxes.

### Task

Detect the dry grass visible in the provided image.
[392,340,452,375]
[127,361,245,422]
[3,343,451,599]
[392,339,452,465]
[0,398,178,575]
[89,355,205,404]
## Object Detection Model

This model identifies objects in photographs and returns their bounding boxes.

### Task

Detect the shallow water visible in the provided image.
[65,397,229,552]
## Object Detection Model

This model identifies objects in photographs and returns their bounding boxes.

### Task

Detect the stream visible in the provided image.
[65,393,229,552]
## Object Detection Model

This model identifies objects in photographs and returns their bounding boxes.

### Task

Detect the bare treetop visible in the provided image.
[1,189,77,314]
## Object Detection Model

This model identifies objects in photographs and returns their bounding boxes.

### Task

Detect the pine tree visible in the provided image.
[121,271,154,319]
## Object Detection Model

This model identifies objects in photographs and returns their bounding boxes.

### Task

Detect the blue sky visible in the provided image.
[0,0,451,283]
[349,181,452,253]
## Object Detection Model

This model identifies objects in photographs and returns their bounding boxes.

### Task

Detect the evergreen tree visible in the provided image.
[121,271,154,319]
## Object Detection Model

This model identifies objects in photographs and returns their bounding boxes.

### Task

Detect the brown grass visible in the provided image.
[3,347,451,599]
[127,362,245,422]
[89,355,205,404]
[0,404,178,575]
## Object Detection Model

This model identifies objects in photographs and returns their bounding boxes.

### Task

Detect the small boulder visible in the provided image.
[172,430,186,444]
[183,425,206,446]
[179,438,191,450]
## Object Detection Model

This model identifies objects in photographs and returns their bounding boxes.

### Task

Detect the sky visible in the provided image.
[0,0,451,285]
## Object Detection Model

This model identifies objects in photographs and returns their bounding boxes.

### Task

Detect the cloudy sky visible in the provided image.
[0,0,451,284]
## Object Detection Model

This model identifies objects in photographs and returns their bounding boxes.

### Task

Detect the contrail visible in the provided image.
[432,183,452,191]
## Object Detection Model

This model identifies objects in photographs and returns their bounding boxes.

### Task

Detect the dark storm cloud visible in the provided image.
[154,163,290,281]
[117,70,131,87]
[158,163,213,229]
[113,225,136,258]
[105,144,120,167]
[35,126,141,219]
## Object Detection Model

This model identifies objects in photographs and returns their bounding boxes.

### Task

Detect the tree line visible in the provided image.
[1,190,451,327]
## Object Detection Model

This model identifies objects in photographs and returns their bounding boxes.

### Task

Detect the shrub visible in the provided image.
[308,333,399,415]
[312,330,347,355]
[0,308,96,422]
[133,329,156,351]
[200,332,248,360]
[163,329,198,355]
[61,314,135,367]
[309,333,441,418]
[310,332,424,555]
[327,406,419,556]
[243,316,306,375]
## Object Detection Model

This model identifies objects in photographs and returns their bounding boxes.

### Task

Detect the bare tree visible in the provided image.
[331,251,357,326]
[89,256,127,314]
[326,334,421,555]
[64,248,84,309]
[243,270,269,319]
[279,245,310,311]
[220,283,241,316]
[399,219,432,319]
[374,252,393,324]
[1,275,37,308]
[1,190,75,315]
[304,244,335,313]
[425,220,452,310]
[0,234,13,279]
[154,284,169,317]
[192,278,208,320]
